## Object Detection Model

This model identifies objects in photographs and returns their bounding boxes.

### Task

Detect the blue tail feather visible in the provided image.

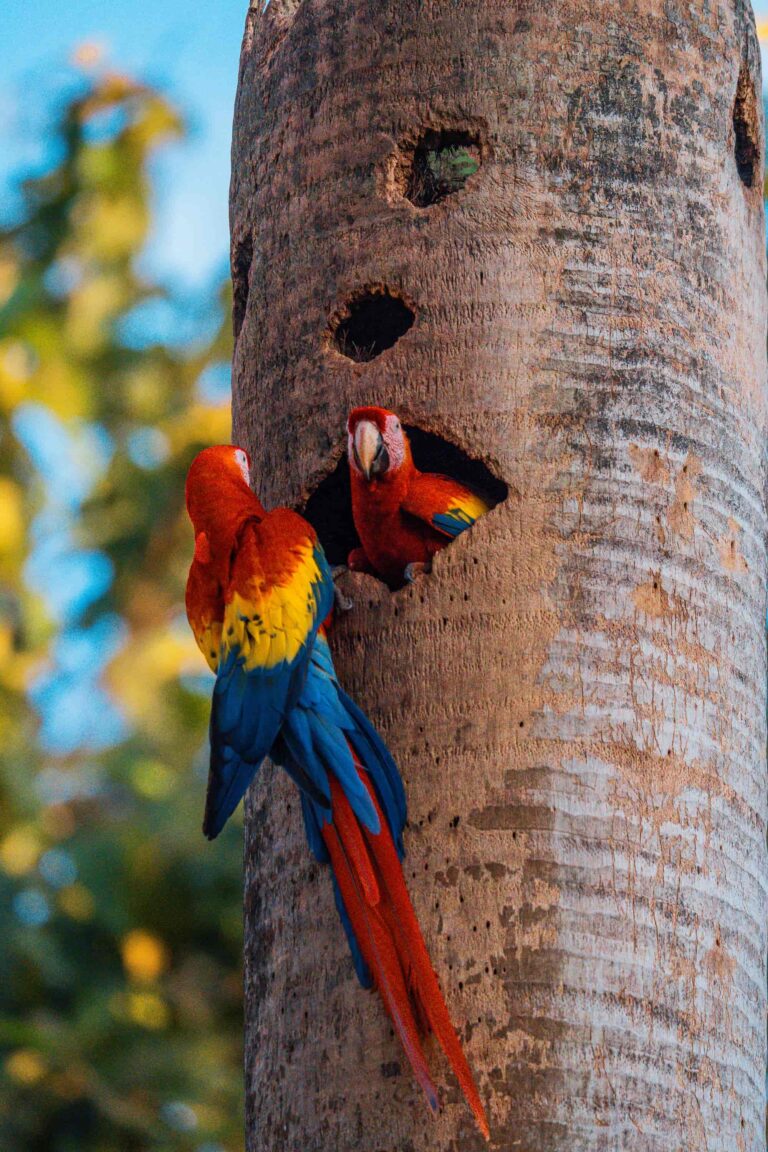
[332,873,373,988]
[336,688,407,840]
[300,793,330,862]
[278,709,332,805]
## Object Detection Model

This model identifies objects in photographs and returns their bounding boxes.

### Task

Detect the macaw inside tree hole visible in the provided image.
[346,405,495,587]
[184,445,489,1140]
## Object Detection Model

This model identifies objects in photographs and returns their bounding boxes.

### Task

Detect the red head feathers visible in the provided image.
[185,445,264,541]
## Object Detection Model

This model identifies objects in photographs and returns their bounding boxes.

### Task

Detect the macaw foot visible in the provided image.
[333,585,354,613]
[330,566,354,612]
[403,561,431,584]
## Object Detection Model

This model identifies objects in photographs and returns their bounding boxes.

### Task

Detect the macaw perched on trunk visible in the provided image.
[184,445,489,1140]
[346,406,490,587]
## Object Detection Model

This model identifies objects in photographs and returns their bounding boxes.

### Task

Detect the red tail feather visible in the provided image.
[322,761,490,1141]
[321,789,439,1113]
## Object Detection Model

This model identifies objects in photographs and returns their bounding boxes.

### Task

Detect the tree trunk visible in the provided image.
[230,1,768,1149]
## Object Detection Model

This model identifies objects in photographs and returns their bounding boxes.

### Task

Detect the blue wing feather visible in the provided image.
[203,527,333,839]
[431,508,476,537]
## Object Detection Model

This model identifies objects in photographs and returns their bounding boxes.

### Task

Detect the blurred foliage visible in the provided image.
[0,64,241,1152]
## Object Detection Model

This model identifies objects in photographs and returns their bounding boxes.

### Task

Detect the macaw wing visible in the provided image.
[204,514,334,838]
[402,473,489,539]
[185,554,224,674]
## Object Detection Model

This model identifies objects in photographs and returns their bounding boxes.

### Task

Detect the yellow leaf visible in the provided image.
[0,256,18,308]
[163,403,231,453]
[0,478,25,557]
[126,992,170,1030]
[121,929,170,983]
[6,1050,46,1085]
[65,273,129,353]
[58,884,95,921]
[131,758,176,799]
[0,340,34,411]
[0,826,42,876]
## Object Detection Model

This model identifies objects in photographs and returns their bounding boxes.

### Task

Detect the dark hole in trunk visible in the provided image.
[302,425,508,575]
[404,129,482,208]
[329,289,415,362]
[232,235,254,342]
[733,66,759,189]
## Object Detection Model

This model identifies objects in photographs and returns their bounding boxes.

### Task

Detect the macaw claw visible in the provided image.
[404,561,431,584]
[333,584,354,613]
[330,566,353,612]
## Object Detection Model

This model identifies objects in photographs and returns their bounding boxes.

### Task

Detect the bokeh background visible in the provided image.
[1,3,245,1150]
[1,5,768,1152]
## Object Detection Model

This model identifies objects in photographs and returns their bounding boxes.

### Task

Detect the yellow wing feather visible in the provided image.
[446,490,489,522]
[222,537,326,673]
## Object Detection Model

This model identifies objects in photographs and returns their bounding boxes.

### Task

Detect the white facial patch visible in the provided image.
[383,414,406,470]
[347,428,361,475]
[234,448,251,486]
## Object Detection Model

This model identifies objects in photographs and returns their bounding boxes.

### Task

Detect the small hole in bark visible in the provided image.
[232,234,253,343]
[302,424,508,571]
[733,65,759,188]
[400,129,482,208]
[328,287,415,362]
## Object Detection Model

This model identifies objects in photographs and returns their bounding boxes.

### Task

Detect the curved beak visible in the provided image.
[353,420,389,481]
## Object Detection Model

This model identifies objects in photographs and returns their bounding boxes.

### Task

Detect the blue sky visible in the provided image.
[0,0,247,290]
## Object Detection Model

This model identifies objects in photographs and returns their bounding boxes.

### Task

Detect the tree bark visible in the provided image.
[230,2,768,1149]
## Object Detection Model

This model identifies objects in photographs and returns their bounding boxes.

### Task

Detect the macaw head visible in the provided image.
[185,445,262,537]
[347,406,412,483]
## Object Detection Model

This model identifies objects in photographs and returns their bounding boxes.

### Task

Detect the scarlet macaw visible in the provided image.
[184,445,488,1139]
[347,406,489,587]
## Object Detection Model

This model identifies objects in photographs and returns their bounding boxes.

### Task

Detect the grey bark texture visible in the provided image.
[229,1,768,1149]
